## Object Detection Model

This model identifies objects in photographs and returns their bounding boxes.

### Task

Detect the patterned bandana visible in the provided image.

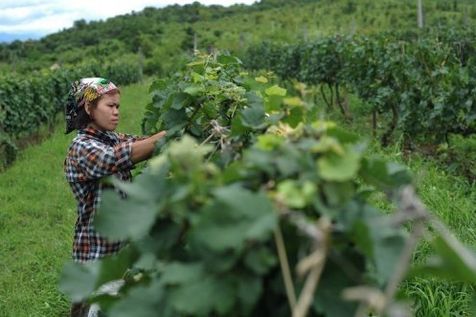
[65,77,118,134]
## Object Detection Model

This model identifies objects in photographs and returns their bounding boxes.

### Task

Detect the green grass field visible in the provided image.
[0,81,150,317]
[369,143,476,316]
[0,80,474,316]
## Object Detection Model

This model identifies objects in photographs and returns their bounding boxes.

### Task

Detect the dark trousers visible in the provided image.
[70,302,90,317]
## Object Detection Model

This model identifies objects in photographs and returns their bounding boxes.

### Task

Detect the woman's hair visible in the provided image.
[71,98,99,130]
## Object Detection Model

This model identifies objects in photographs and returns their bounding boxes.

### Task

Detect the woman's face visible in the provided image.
[86,92,120,131]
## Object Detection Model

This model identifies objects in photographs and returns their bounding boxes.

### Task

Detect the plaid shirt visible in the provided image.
[64,127,142,262]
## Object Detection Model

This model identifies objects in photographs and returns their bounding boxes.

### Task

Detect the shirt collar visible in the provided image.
[79,127,119,145]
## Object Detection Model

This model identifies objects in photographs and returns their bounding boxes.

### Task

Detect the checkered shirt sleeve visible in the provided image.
[75,140,134,180]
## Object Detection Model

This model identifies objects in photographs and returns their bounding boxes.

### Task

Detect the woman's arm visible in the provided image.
[73,131,167,181]
[130,131,167,163]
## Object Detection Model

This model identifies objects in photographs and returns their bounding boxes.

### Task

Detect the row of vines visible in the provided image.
[244,27,476,147]
[60,53,476,316]
[0,56,143,168]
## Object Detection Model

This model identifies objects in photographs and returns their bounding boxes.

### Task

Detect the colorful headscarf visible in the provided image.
[65,77,118,134]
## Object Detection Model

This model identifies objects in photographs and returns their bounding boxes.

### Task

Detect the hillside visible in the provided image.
[2,0,476,74]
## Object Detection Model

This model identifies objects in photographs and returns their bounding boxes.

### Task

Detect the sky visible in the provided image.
[0,0,257,43]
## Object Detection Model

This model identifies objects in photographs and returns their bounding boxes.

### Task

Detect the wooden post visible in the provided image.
[417,0,424,28]
[302,26,308,41]
[239,32,245,50]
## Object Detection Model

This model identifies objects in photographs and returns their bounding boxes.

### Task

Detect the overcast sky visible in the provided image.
[0,0,256,42]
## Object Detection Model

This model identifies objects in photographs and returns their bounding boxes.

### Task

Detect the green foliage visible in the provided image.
[442,135,476,182]
[142,51,312,166]
[245,27,476,145]
[0,133,17,167]
[4,0,476,77]
[60,53,476,317]
[0,71,64,137]
[0,57,143,169]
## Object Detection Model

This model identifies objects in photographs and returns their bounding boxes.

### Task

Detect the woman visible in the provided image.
[64,77,166,316]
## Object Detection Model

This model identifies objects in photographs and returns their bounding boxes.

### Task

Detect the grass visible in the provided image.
[373,142,476,317]
[0,80,151,317]
[403,278,474,317]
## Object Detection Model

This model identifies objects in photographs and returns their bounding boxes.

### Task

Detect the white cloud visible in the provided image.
[0,2,67,31]
[0,0,257,36]
[0,12,80,33]
[0,1,53,10]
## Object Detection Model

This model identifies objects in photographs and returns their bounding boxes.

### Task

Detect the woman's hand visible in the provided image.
[150,130,167,143]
